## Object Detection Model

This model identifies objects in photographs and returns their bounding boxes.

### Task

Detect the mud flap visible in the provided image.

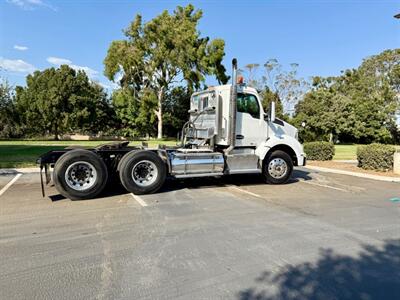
[45,164,51,184]
[40,164,51,197]
[40,164,45,197]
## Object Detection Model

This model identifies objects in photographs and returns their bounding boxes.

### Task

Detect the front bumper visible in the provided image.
[299,153,307,166]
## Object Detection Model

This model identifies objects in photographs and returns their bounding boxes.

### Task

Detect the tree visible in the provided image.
[262,59,309,114]
[111,87,158,137]
[163,86,191,137]
[293,49,400,143]
[15,65,111,139]
[292,77,354,142]
[259,86,285,119]
[104,4,229,139]
[78,83,117,135]
[0,79,20,138]
[240,59,308,117]
[244,63,260,87]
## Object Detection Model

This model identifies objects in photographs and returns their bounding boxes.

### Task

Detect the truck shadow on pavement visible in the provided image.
[49,169,312,201]
[159,168,313,193]
[238,239,400,300]
[49,183,128,201]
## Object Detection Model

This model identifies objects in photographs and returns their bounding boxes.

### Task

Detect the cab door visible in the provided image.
[235,93,266,147]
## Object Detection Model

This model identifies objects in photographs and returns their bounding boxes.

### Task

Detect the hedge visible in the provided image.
[357,143,395,171]
[303,141,335,161]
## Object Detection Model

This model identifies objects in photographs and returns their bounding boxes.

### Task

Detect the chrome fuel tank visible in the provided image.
[169,151,224,177]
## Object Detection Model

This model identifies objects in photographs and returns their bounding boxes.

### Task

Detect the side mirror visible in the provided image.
[268,101,276,123]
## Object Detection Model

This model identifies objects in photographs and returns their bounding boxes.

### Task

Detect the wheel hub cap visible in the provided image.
[268,158,288,179]
[65,161,97,191]
[132,160,158,187]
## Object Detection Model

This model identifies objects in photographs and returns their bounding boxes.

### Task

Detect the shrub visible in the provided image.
[357,143,395,171]
[304,141,335,161]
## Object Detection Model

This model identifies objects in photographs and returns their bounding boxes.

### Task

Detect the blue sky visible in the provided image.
[0,0,399,90]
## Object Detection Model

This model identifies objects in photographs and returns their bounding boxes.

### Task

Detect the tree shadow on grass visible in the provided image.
[238,239,400,300]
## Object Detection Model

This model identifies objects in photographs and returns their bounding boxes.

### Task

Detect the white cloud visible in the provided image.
[95,81,115,90]
[70,64,98,79]
[7,0,57,11]
[47,56,98,79]
[96,81,119,91]
[96,82,110,89]
[14,45,29,51]
[0,57,36,73]
[47,56,72,65]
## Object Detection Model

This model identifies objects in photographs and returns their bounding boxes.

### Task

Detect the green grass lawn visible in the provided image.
[0,139,177,168]
[333,144,400,160]
[333,144,358,160]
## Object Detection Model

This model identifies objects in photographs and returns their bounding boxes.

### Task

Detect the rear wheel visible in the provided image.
[53,149,108,200]
[262,150,293,184]
[118,150,166,195]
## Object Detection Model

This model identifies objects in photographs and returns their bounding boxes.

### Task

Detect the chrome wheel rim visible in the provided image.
[131,160,158,187]
[268,158,288,179]
[65,161,97,191]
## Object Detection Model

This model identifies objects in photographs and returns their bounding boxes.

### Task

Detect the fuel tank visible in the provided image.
[169,150,224,177]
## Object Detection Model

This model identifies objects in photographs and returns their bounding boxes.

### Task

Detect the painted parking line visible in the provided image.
[228,185,264,199]
[299,180,348,192]
[0,174,22,197]
[230,180,348,200]
[130,193,148,207]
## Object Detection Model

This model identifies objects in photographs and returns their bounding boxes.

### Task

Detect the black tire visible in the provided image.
[53,149,108,200]
[262,150,293,184]
[118,150,166,195]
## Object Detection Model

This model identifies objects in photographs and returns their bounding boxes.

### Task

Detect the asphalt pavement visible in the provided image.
[0,168,399,300]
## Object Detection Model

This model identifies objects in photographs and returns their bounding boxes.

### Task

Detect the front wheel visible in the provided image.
[262,150,293,184]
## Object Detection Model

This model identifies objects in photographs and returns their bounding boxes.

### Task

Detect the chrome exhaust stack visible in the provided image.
[225,58,238,155]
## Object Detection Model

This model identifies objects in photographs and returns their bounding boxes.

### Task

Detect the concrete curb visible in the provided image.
[334,160,357,164]
[0,167,40,175]
[305,165,400,183]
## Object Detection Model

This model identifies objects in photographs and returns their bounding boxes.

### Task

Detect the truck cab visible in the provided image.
[38,59,306,200]
[185,83,305,174]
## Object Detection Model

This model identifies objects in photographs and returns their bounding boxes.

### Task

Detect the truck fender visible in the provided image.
[256,136,304,166]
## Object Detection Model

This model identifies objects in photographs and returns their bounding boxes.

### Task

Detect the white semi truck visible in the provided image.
[38,59,306,200]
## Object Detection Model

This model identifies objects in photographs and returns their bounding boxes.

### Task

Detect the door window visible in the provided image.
[237,93,260,119]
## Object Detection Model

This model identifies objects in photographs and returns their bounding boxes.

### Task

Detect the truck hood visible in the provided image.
[281,120,298,139]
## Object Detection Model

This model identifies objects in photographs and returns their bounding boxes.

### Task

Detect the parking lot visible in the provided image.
[0,168,399,300]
